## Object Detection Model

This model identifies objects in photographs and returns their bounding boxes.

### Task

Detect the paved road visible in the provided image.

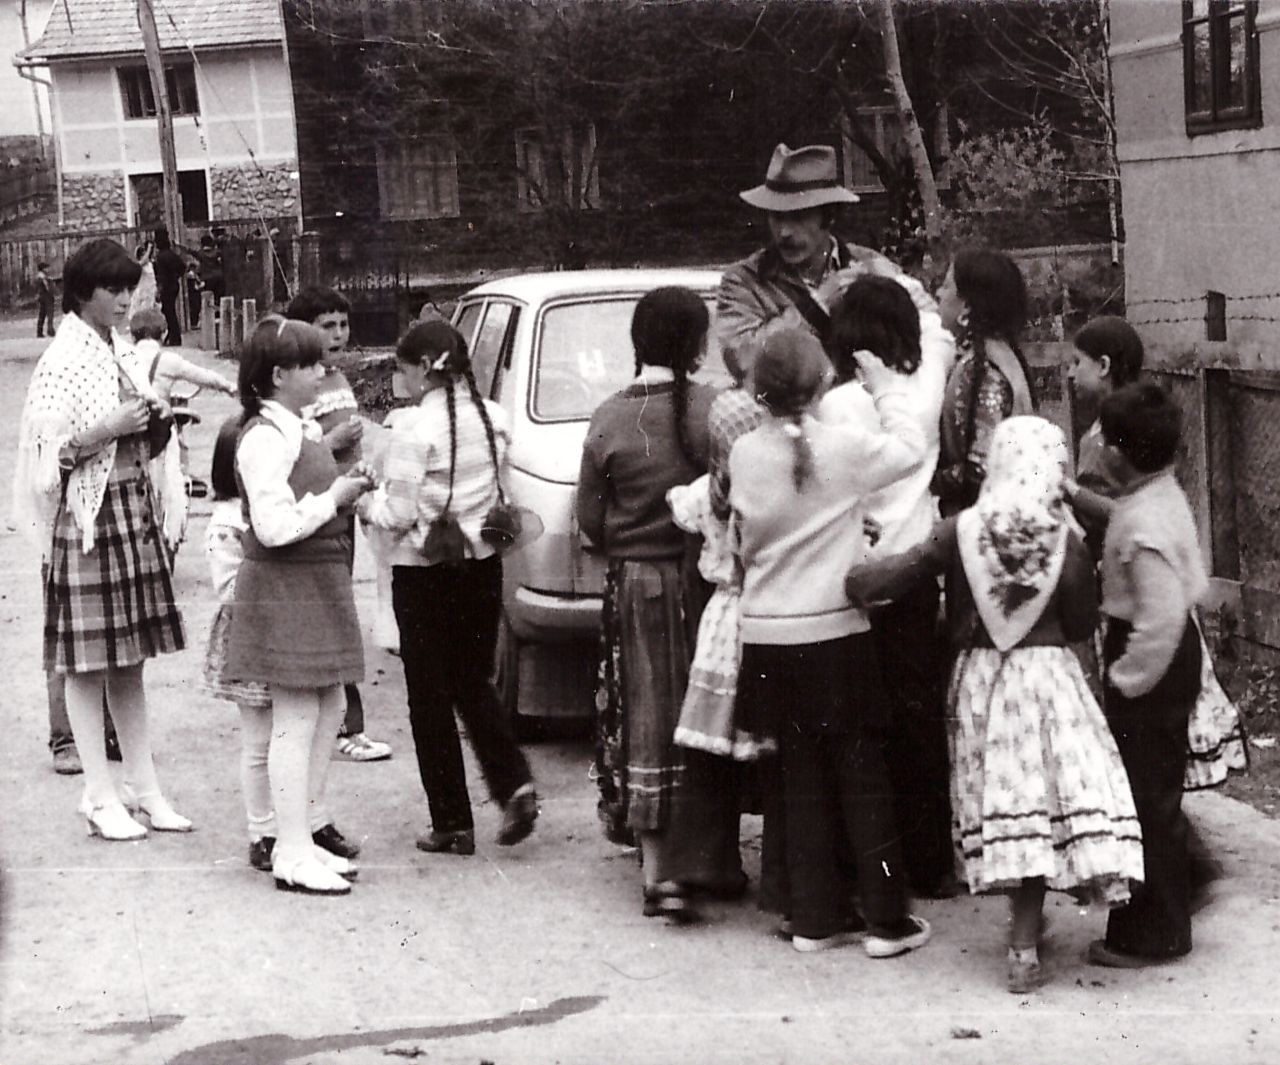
[1,320,1279,1065]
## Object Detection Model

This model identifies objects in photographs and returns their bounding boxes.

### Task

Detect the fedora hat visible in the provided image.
[739,143,860,212]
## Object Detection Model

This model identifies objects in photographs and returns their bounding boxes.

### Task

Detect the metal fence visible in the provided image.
[1023,352,1280,646]
[0,216,298,309]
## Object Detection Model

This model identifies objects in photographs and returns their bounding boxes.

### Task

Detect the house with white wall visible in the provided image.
[1112,0,1280,650]
[1111,0,1280,368]
[14,0,302,232]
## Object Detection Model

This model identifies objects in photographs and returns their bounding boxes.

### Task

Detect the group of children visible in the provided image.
[31,237,1244,985]
[576,252,1246,994]
[198,299,539,895]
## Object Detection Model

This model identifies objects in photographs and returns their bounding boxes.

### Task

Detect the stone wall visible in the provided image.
[60,172,126,229]
[210,161,300,221]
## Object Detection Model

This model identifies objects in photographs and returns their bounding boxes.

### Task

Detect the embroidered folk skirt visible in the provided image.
[1184,625,1249,790]
[593,558,742,886]
[949,646,1144,904]
[202,603,271,709]
[673,584,773,761]
[44,477,185,674]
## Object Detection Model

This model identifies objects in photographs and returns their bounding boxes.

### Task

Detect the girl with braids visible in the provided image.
[578,286,740,922]
[729,326,931,956]
[359,320,538,856]
[225,317,376,894]
[933,248,1037,517]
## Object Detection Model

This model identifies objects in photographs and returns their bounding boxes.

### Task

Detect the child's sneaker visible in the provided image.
[864,915,932,959]
[335,732,392,762]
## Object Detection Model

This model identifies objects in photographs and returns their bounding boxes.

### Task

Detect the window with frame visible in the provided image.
[1183,0,1261,135]
[377,137,460,220]
[118,65,200,120]
[515,125,601,212]
[839,103,949,194]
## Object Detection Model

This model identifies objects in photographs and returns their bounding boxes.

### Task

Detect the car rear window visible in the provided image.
[532,295,729,421]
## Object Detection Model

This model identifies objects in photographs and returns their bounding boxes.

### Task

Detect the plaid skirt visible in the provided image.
[44,477,185,674]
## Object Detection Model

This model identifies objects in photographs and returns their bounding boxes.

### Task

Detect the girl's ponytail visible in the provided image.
[783,415,814,492]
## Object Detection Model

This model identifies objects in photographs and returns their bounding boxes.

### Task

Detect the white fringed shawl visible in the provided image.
[13,313,162,555]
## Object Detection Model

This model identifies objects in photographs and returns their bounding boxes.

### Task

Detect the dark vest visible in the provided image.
[237,415,349,563]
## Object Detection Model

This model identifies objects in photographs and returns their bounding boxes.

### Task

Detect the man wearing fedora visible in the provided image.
[715,142,899,380]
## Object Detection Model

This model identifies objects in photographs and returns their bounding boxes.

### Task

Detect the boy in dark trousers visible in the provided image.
[286,286,393,765]
[1074,382,1206,968]
[35,262,55,338]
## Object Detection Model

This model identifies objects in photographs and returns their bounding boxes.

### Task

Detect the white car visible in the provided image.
[449,268,730,728]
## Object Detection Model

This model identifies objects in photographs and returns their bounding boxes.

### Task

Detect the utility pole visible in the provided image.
[136,0,183,244]
[17,1,48,156]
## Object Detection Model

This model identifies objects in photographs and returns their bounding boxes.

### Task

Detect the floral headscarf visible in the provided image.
[955,416,1072,651]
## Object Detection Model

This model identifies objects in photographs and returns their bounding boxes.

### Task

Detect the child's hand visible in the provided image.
[331,472,373,508]
[217,377,237,396]
[102,398,150,439]
[852,349,901,391]
[348,460,379,486]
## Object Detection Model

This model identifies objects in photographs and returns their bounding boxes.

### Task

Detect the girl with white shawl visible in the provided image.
[846,417,1143,994]
[13,238,189,843]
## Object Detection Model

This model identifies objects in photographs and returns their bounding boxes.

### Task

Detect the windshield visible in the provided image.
[532,295,729,421]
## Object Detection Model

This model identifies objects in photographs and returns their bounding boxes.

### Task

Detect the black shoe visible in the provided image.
[496,787,538,846]
[248,836,275,872]
[642,881,699,923]
[312,823,361,859]
[415,828,476,856]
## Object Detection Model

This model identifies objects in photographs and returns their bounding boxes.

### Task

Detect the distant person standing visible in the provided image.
[35,261,55,338]
[152,228,186,346]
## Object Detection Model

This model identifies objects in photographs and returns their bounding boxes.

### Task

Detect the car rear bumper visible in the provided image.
[507,586,602,642]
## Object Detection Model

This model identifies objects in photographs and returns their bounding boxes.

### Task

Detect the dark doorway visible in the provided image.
[129,169,210,227]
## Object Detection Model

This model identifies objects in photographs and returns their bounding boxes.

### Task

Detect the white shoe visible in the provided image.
[864,916,932,959]
[119,784,194,832]
[335,732,392,762]
[312,845,358,881]
[273,854,352,895]
[79,796,147,841]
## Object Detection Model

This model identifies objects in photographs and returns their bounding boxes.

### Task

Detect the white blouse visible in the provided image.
[236,400,339,548]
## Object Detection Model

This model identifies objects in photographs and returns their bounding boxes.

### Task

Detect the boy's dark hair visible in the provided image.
[238,316,325,418]
[286,286,350,323]
[154,227,171,251]
[130,307,168,342]
[37,261,48,271]
[62,238,142,315]
[1100,381,1181,473]
[828,275,922,380]
[1073,315,1145,388]
[631,286,709,466]
[210,414,242,500]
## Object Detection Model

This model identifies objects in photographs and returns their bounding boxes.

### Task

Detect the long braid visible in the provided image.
[442,376,458,513]
[671,357,696,467]
[462,365,504,500]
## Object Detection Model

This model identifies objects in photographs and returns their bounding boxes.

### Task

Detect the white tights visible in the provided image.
[65,665,162,807]
[267,684,345,866]
[237,698,338,841]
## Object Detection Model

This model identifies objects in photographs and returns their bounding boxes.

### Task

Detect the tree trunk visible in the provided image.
[873,0,941,253]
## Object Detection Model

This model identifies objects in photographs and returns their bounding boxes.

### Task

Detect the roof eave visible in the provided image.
[18,38,283,64]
